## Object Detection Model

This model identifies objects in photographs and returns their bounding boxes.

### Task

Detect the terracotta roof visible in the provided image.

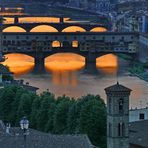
[104,82,132,92]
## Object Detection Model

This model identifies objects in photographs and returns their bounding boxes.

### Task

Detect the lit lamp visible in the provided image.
[20,117,29,148]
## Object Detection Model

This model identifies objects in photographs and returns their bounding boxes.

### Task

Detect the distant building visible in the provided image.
[96,0,111,13]
[69,0,110,12]
[129,107,148,122]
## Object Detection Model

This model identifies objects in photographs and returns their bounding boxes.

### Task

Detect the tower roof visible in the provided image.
[104,82,132,92]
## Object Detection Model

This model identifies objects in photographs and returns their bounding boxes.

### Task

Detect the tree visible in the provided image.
[30,96,41,129]
[0,86,16,123]
[16,92,35,124]
[53,100,73,134]
[36,92,55,131]
[78,98,106,148]
[45,103,56,133]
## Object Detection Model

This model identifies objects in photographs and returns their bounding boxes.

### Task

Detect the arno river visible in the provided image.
[1,53,148,109]
[1,16,148,108]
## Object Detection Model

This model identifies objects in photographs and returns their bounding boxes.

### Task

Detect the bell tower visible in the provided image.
[105,82,131,148]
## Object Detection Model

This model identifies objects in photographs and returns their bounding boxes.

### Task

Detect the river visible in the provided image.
[1,53,148,109]
[1,16,148,109]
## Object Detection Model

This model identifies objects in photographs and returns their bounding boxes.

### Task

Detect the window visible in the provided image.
[118,123,125,137]
[139,113,145,120]
[119,98,124,114]
[109,98,111,113]
[118,123,121,136]
[109,123,112,137]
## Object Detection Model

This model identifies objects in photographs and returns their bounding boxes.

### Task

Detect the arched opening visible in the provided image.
[45,53,85,86]
[52,41,62,47]
[3,26,26,32]
[96,54,118,74]
[119,98,124,114]
[90,27,107,32]
[72,40,79,47]
[0,53,34,76]
[118,122,125,137]
[62,26,86,32]
[30,25,58,32]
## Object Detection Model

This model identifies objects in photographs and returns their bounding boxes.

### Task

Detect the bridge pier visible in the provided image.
[34,53,45,73]
[84,52,97,74]
[14,17,19,24]
[60,17,64,23]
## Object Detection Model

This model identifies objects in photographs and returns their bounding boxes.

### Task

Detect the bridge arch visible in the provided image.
[52,40,62,47]
[30,25,58,32]
[3,26,26,32]
[96,53,118,68]
[90,27,107,32]
[1,53,34,76]
[45,53,85,70]
[62,26,86,32]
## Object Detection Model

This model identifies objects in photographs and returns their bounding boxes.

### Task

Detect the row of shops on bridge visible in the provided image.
[1,39,137,53]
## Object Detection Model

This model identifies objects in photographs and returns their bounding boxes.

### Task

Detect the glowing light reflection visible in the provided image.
[0,54,34,77]
[3,26,26,32]
[62,26,86,32]
[30,25,58,32]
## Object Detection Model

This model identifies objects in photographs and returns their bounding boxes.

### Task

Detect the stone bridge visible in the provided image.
[1,32,139,72]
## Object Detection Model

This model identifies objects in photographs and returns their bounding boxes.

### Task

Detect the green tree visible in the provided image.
[53,100,73,134]
[17,92,35,123]
[45,103,56,133]
[36,92,55,131]
[30,96,41,129]
[78,98,106,148]
[0,86,16,122]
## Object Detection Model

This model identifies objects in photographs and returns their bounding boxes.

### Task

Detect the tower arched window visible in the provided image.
[119,98,124,114]
[118,123,125,137]
[118,123,121,136]
[109,123,112,137]
[108,98,111,113]
[122,123,125,136]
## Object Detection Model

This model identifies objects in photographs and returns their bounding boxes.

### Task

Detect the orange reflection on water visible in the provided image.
[45,53,85,71]
[62,26,86,32]
[3,26,26,32]
[96,54,118,74]
[19,17,60,23]
[0,12,24,16]
[0,54,34,77]
[45,53,85,86]
[3,17,14,24]
[0,53,118,84]
[90,27,107,32]
[30,25,58,32]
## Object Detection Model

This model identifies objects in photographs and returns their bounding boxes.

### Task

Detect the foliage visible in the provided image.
[0,86,107,147]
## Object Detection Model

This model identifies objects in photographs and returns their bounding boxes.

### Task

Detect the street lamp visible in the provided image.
[20,117,29,148]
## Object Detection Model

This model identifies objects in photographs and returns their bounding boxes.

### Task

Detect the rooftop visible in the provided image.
[0,127,97,148]
[129,120,148,148]
[105,82,132,92]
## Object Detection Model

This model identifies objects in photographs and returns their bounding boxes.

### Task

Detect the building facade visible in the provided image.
[105,82,132,148]
[129,107,148,122]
